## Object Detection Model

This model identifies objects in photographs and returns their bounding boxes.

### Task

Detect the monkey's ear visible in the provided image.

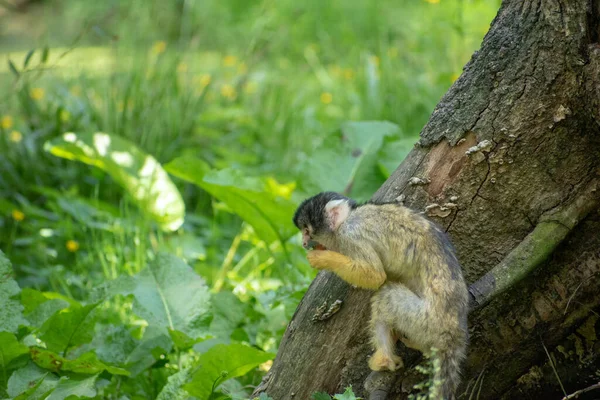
[325,199,351,231]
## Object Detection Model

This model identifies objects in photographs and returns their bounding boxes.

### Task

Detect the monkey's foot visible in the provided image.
[368,350,404,371]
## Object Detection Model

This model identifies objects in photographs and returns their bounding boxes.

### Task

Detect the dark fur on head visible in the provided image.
[293,192,357,234]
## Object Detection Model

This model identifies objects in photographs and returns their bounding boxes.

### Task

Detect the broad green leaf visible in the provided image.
[183,344,274,399]
[44,132,185,231]
[21,289,71,328]
[156,366,195,400]
[312,393,332,400]
[38,303,99,354]
[0,332,29,374]
[209,292,247,340]
[30,347,129,375]
[168,329,207,351]
[46,375,98,400]
[333,386,360,400]
[299,121,400,201]
[377,138,415,178]
[106,253,211,340]
[0,251,28,333]
[8,363,59,400]
[165,156,297,244]
[124,326,173,376]
[92,324,137,366]
[12,373,47,400]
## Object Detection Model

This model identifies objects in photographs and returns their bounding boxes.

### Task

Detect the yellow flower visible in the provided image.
[30,88,45,100]
[244,81,258,94]
[424,0,440,3]
[369,55,380,67]
[12,209,25,221]
[343,68,355,80]
[220,84,237,100]
[152,40,167,55]
[223,55,238,67]
[196,74,212,88]
[66,240,80,252]
[9,130,22,143]
[259,359,273,372]
[60,110,71,122]
[320,92,333,105]
[177,62,188,73]
[1,115,13,129]
[237,62,248,74]
[266,177,295,200]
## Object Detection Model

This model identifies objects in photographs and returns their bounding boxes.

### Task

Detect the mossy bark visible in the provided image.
[257,1,600,399]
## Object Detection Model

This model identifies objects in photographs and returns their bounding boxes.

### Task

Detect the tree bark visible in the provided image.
[256,1,600,399]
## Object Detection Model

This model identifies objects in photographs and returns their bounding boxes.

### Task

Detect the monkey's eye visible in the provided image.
[303,227,310,236]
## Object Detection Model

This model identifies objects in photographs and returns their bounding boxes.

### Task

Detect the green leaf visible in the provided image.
[92,324,137,366]
[46,375,98,400]
[41,46,50,64]
[156,366,194,400]
[0,251,28,334]
[21,289,71,328]
[23,49,35,68]
[209,292,247,340]
[168,329,206,351]
[299,121,400,201]
[44,132,185,231]
[166,156,297,244]
[0,332,29,374]
[123,326,172,376]
[8,59,19,77]
[38,302,99,354]
[183,343,274,399]
[377,138,415,177]
[106,253,211,340]
[8,363,59,400]
[312,392,333,400]
[30,347,129,376]
[333,386,360,400]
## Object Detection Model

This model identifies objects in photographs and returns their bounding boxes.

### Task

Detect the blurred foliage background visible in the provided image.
[0,0,499,399]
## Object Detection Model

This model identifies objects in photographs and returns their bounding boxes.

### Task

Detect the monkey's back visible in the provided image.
[340,203,469,335]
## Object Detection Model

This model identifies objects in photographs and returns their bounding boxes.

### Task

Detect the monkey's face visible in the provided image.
[292,192,356,250]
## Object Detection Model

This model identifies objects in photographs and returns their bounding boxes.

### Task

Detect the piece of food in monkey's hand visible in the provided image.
[307,240,326,250]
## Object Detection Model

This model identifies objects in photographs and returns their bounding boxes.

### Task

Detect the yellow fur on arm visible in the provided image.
[307,250,386,290]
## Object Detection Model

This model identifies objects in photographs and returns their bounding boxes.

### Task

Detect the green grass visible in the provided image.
[0,0,500,398]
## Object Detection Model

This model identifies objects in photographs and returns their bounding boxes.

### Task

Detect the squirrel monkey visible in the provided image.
[293,192,469,400]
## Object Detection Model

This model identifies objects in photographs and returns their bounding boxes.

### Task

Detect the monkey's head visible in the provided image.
[292,192,357,250]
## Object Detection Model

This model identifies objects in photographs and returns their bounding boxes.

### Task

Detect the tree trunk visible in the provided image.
[256,1,600,399]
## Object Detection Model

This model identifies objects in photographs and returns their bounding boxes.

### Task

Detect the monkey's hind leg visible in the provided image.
[368,317,404,371]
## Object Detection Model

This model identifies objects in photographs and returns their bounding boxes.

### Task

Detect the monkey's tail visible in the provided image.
[435,343,466,400]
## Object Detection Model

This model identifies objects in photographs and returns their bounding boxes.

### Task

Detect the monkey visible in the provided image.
[292,192,469,400]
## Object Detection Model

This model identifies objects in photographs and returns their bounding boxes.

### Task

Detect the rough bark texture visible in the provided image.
[257,1,600,399]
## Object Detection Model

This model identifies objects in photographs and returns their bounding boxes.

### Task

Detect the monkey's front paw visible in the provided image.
[306,250,331,270]
[368,350,404,372]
